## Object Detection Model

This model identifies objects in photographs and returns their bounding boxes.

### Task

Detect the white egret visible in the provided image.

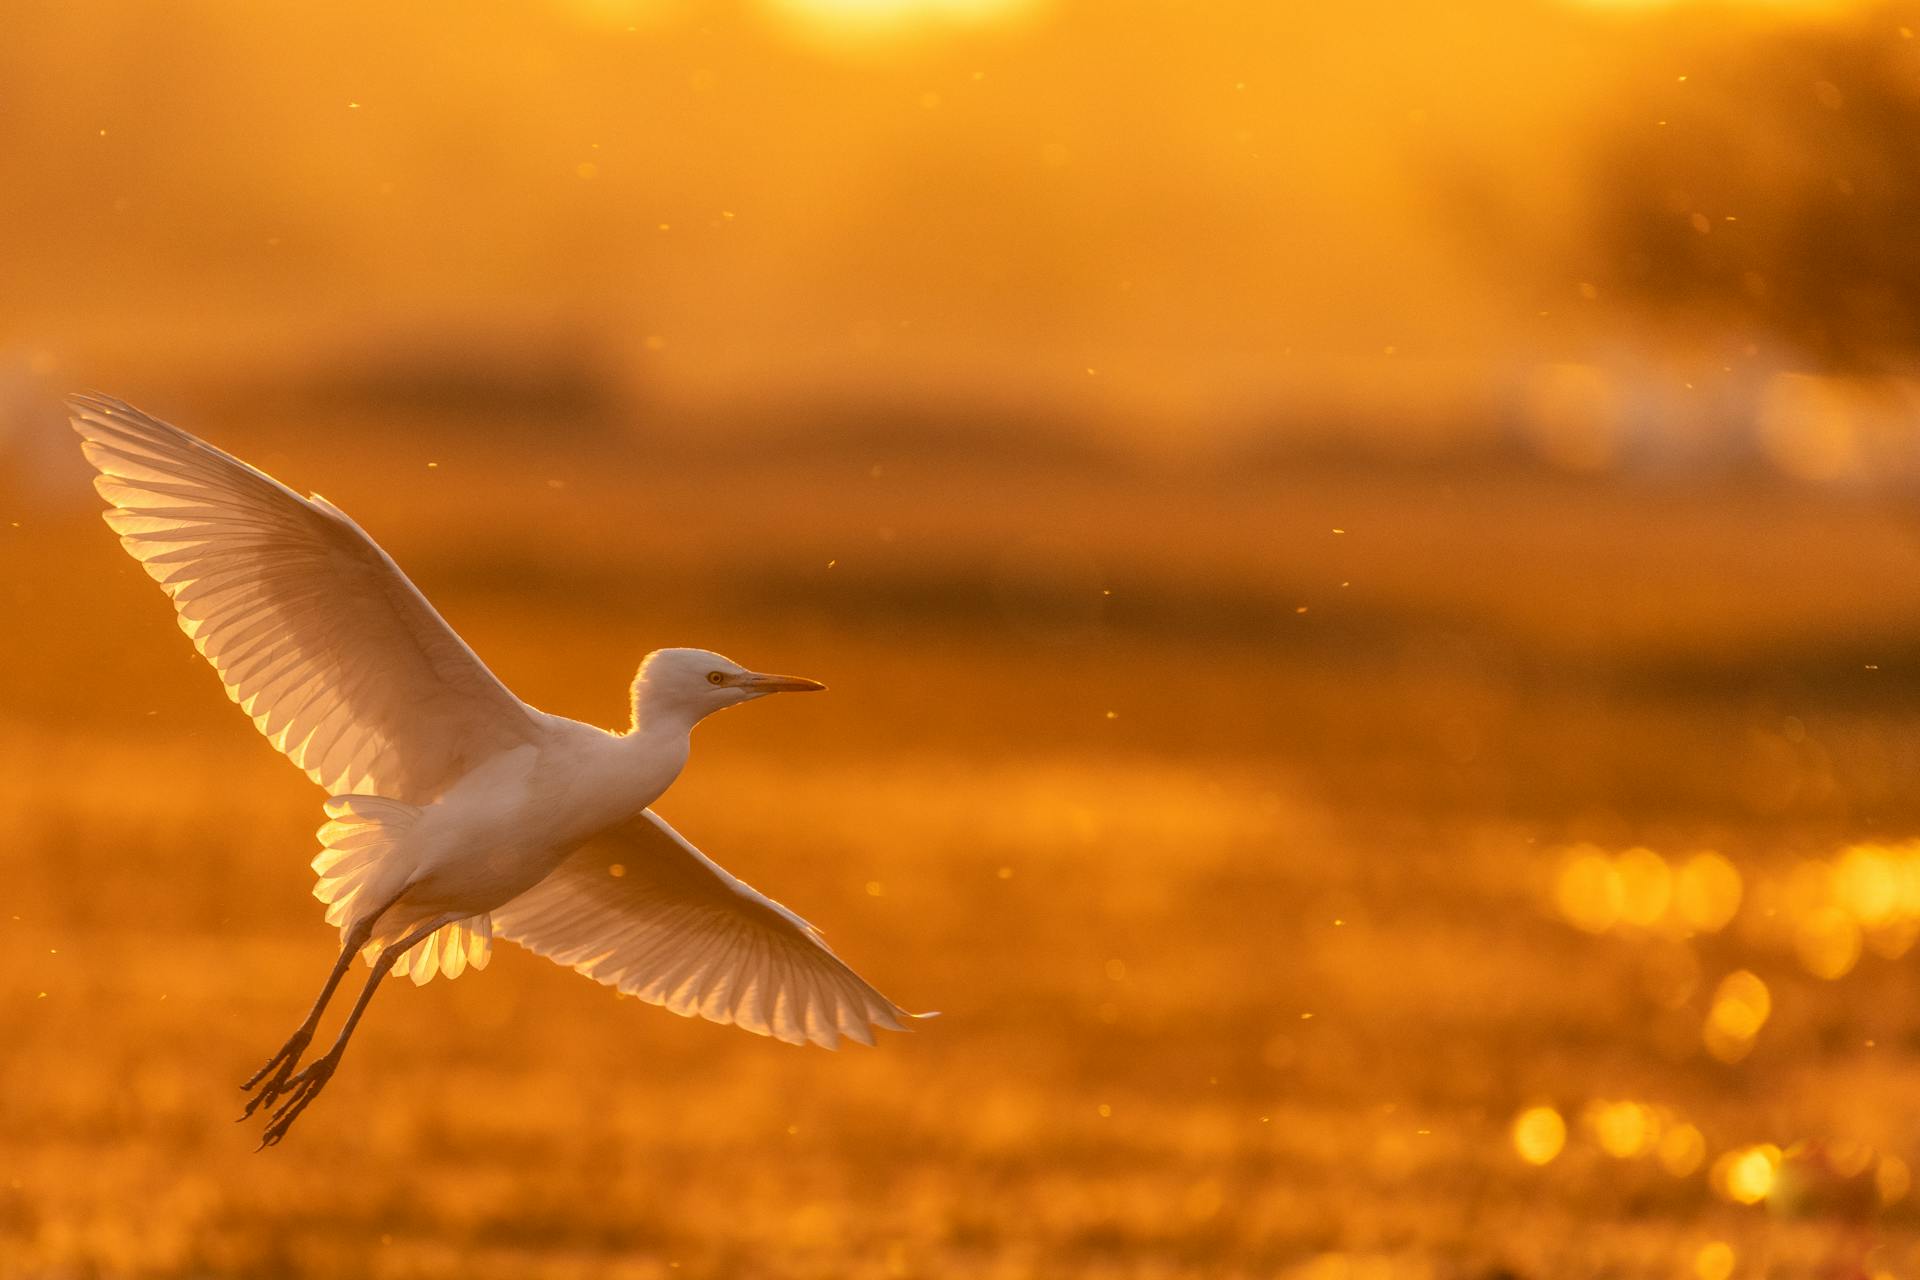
[67,393,926,1148]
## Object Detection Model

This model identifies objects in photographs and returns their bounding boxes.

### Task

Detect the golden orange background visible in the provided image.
[7,2,1920,1276]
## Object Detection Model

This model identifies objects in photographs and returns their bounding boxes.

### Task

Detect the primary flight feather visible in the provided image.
[68,393,924,1147]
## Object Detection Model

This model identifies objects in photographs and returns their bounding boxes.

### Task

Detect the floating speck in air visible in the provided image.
[426,462,438,469]
[826,559,837,569]
[1104,710,1118,720]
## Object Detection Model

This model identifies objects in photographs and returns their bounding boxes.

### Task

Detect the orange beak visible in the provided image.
[739,671,827,694]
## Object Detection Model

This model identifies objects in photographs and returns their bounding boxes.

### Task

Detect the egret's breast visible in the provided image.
[401,724,678,914]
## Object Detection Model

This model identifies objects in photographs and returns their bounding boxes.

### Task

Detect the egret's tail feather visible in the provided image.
[312,794,493,985]
[313,795,418,928]
[391,911,492,985]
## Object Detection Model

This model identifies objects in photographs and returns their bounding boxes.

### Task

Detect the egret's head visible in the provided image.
[631,647,825,729]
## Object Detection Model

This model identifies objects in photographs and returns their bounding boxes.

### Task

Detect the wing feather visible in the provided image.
[69,394,540,802]
[493,811,925,1049]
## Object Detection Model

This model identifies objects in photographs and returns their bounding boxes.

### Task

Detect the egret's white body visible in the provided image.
[66,393,922,1147]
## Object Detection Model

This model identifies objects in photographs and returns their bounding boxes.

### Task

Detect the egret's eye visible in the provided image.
[707,671,726,686]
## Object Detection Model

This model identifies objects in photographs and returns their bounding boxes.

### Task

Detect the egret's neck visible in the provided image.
[617,711,694,803]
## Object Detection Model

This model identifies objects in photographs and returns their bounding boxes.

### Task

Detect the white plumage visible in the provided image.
[67,393,924,1146]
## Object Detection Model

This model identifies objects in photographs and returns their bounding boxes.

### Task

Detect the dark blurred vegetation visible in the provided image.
[1586,7,1920,374]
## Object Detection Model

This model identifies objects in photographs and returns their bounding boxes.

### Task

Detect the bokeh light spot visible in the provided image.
[1587,1100,1655,1158]
[1659,1123,1707,1177]
[1794,905,1862,980]
[1704,970,1771,1063]
[1713,1144,1781,1205]
[1675,852,1742,932]
[1878,1155,1911,1206]
[1512,1105,1567,1165]
[1555,845,1623,933]
[1694,1241,1736,1280]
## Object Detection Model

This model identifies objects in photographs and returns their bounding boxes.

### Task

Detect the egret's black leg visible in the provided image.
[238,927,367,1119]
[256,916,448,1149]
[239,887,409,1120]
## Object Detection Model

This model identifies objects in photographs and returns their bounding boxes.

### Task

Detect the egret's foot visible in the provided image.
[238,1028,312,1120]
[256,1054,337,1149]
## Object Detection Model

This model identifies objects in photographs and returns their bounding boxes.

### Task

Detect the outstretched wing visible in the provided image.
[493,811,923,1048]
[68,393,540,803]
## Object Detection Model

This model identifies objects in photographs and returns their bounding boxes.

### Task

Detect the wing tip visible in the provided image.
[65,389,132,422]
[65,391,177,447]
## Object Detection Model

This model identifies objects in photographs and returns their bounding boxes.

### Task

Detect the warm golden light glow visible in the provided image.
[1714,1145,1781,1205]
[765,0,1031,30]
[1658,1123,1707,1177]
[1674,853,1743,932]
[1703,971,1771,1064]
[1693,1241,1736,1280]
[1556,846,1624,934]
[13,0,1920,1272]
[1588,1100,1656,1159]
[1762,841,1920,977]
[1553,845,1742,938]
[1614,848,1672,929]
[1879,1156,1912,1207]
[1794,905,1862,980]
[1512,1105,1568,1165]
